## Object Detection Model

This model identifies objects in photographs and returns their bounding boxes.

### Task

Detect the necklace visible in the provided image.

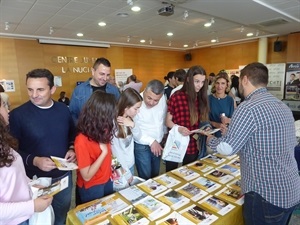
[214,94,226,100]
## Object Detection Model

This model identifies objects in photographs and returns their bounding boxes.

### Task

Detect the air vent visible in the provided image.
[257,18,289,27]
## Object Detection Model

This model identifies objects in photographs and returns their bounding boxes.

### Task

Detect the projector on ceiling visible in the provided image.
[157,4,174,16]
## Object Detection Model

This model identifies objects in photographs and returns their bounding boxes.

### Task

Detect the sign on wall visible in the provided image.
[0,79,15,92]
[284,62,300,100]
[115,69,133,86]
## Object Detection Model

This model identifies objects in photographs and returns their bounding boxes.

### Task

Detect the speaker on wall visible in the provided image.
[184,53,192,61]
[274,41,283,52]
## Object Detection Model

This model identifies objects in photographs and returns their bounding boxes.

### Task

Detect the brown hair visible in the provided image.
[0,96,18,168]
[77,91,117,143]
[211,72,231,94]
[117,88,143,138]
[181,65,209,124]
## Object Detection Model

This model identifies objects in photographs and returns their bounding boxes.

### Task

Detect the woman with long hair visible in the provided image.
[165,65,209,172]
[209,72,235,137]
[112,88,142,176]
[0,96,52,224]
[75,91,117,204]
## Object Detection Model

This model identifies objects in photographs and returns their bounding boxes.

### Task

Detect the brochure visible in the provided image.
[156,189,190,210]
[119,185,147,204]
[200,154,226,166]
[226,179,242,192]
[137,179,168,196]
[199,195,235,216]
[187,161,214,174]
[153,174,182,188]
[111,206,150,225]
[217,164,240,177]
[191,177,222,193]
[213,153,238,160]
[204,169,234,184]
[191,124,220,135]
[155,211,195,225]
[51,156,78,171]
[171,166,200,181]
[227,158,241,169]
[179,204,219,225]
[175,182,208,202]
[215,187,244,205]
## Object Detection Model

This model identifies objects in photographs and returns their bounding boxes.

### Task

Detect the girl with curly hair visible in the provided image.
[0,96,52,224]
[75,91,117,204]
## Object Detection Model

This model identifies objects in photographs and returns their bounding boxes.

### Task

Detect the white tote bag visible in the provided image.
[29,205,54,225]
[162,125,190,163]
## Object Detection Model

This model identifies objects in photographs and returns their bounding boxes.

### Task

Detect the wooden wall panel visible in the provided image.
[286,32,300,62]
[267,36,288,63]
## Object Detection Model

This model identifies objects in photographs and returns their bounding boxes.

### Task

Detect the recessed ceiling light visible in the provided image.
[98,22,106,27]
[77,33,83,37]
[211,39,217,43]
[247,32,254,37]
[204,22,212,27]
[183,44,188,47]
[117,12,129,17]
[140,39,145,43]
[167,32,173,36]
[131,6,141,12]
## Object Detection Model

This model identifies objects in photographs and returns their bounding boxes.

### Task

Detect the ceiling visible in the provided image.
[0,0,299,50]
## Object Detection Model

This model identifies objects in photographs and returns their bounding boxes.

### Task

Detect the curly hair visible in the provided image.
[117,88,143,138]
[77,91,117,143]
[0,97,18,168]
[211,72,231,94]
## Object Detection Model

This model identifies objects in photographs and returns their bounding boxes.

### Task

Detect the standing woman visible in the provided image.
[0,96,52,224]
[209,72,234,137]
[112,88,143,176]
[165,65,209,172]
[75,91,117,204]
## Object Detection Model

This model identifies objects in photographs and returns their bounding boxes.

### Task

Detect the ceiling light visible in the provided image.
[38,38,110,48]
[211,39,217,43]
[167,32,173,36]
[5,22,10,31]
[140,39,145,43]
[77,33,83,37]
[240,26,244,32]
[183,44,188,47]
[247,32,254,37]
[131,6,140,12]
[127,36,131,42]
[98,22,106,27]
[183,10,189,20]
[204,18,215,27]
[49,27,54,35]
[117,12,129,17]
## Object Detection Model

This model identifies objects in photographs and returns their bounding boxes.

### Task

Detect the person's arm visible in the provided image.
[79,143,108,182]
[166,112,191,136]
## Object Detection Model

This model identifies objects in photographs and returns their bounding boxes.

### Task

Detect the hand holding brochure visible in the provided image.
[51,156,78,171]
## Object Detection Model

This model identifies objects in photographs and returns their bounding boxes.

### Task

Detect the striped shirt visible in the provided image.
[208,87,300,208]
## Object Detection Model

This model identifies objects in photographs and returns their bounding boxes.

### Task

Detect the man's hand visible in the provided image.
[33,157,56,171]
[65,150,76,163]
[34,196,53,212]
[150,140,163,157]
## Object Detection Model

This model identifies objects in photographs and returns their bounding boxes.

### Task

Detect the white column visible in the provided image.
[258,37,268,64]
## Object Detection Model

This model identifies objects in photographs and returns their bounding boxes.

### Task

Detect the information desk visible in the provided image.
[66,154,244,225]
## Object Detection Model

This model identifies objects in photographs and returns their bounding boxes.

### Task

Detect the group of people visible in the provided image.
[1,57,300,225]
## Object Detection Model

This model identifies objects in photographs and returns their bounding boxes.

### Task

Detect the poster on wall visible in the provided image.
[54,76,62,87]
[284,62,300,101]
[115,69,133,87]
[0,80,15,92]
[239,63,285,100]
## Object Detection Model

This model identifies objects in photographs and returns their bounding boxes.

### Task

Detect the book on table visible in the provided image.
[133,195,171,221]
[137,179,168,196]
[226,178,241,192]
[153,174,181,188]
[198,195,235,216]
[175,182,208,202]
[179,204,219,225]
[217,164,240,177]
[118,185,147,204]
[50,156,78,170]
[213,153,238,160]
[200,154,226,166]
[214,187,244,205]
[227,158,241,169]
[111,205,150,225]
[155,211,196,225]
[191,177,222,193]
[204,169,234,184]
[156,189,190,210]
[171,166,200,181]
[187,161,214,174]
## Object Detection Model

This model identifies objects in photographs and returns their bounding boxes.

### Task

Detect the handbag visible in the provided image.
[162,125,189,163]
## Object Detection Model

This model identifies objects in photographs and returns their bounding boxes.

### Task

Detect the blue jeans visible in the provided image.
[77,179,113,204]
[52,172,72,225]
[134,142,161,180]
[18,220,29,225]
[243,191,295,225]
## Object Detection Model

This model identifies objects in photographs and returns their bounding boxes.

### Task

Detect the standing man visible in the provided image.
[69,57,120,123]
[133,80,167,180]
[207,62,300,225]
[9,69,76,225]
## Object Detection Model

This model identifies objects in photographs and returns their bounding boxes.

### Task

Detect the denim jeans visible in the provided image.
[18,219,29,225]
[243,191,295,225]
[77,179,113,204]
[134,142,161,180]
[52,172,72,225]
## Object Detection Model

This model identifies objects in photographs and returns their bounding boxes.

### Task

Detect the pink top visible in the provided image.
[0,149,34,224]
[123,81,143,93]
